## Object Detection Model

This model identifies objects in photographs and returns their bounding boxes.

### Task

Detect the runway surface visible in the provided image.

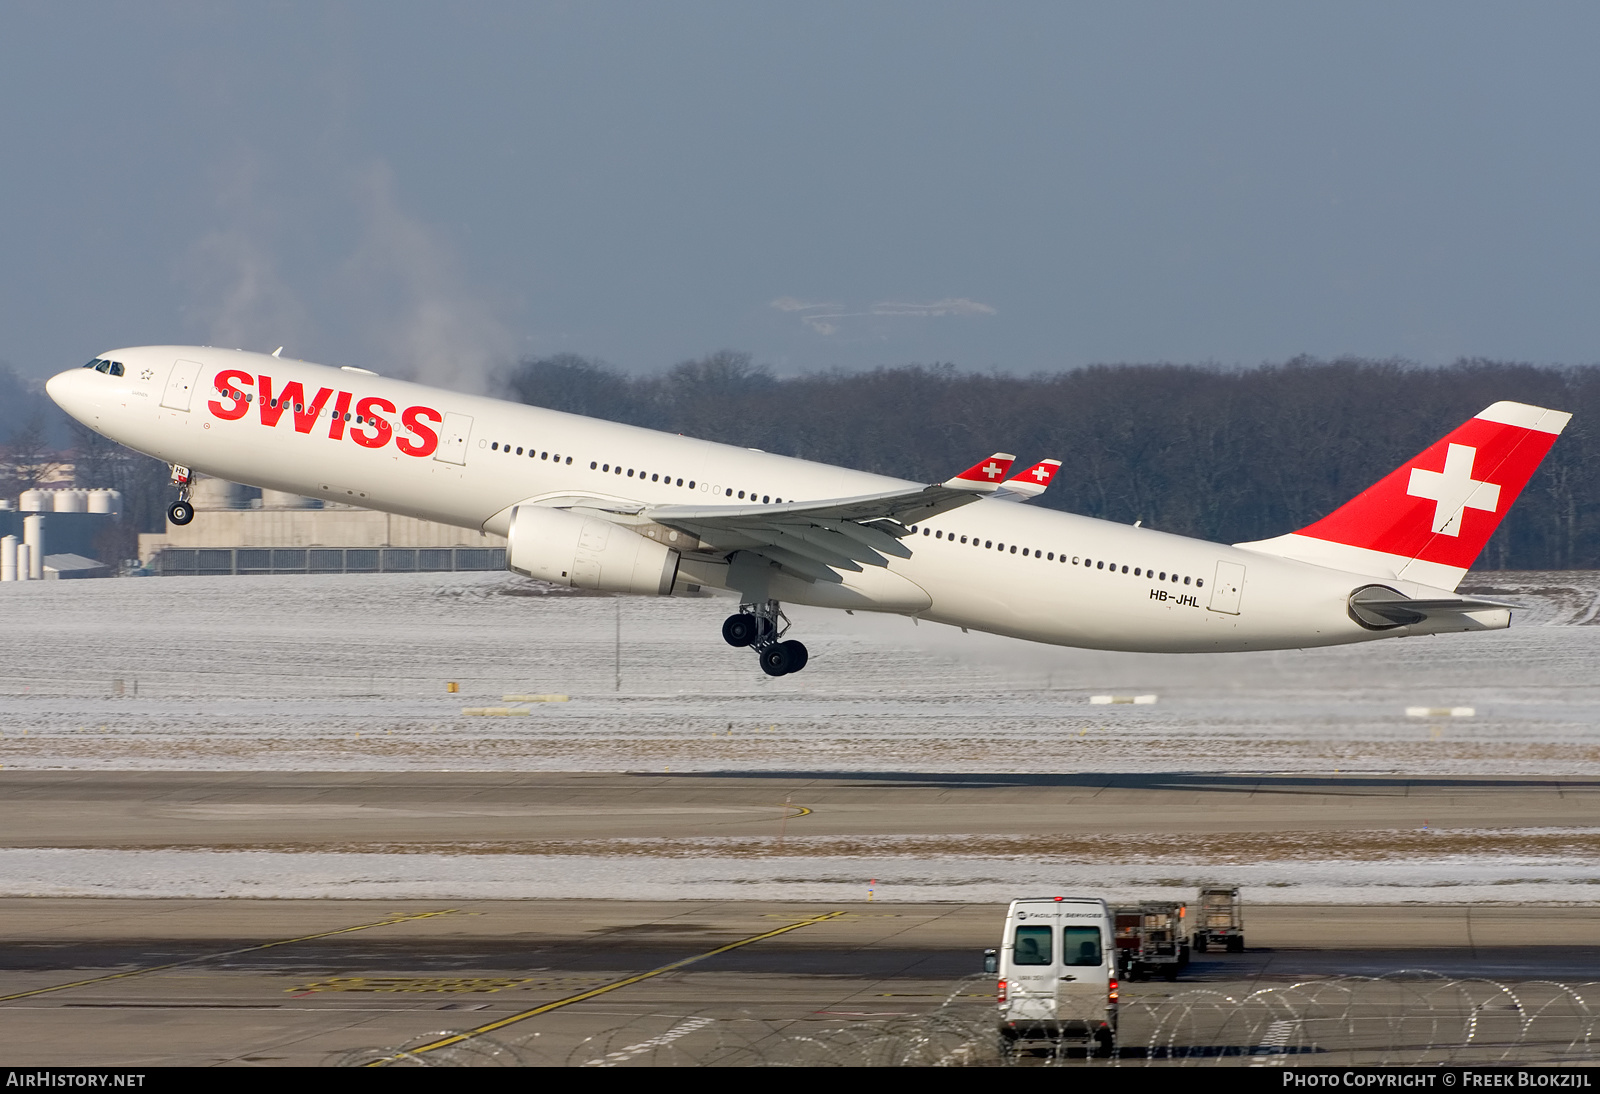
[2,770,1599,903]
[6,769,1600,847]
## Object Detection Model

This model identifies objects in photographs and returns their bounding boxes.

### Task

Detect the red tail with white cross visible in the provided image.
[1266,401,1570,586]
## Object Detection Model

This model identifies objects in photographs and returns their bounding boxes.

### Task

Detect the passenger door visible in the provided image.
[433,412,474,465]
[1208,561,1246,614]
[161,359,205,411]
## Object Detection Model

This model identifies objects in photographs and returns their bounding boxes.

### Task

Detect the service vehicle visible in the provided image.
[1113,901,1190,980]
[1192,887,1245,952]
[991,897,1117,1055]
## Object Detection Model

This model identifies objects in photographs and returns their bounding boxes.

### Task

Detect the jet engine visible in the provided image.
[507,504,680,596]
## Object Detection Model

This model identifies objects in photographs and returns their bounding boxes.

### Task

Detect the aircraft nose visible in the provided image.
[46,367,72,403]
[46,366,90,418]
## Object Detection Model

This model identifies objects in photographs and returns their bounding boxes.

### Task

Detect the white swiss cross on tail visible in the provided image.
[1406,443,1500,536]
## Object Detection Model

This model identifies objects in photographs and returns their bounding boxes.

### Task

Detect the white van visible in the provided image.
[989,896,1118,1055]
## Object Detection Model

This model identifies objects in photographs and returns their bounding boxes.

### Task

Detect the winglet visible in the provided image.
[997,458,1061,499]
[942,452,1015,493]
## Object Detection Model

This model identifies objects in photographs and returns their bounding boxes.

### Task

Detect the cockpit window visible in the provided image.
[83,358,124,376]
[107,361,124,376]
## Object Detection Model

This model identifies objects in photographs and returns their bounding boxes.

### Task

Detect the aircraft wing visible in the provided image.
[641,453,1015,583]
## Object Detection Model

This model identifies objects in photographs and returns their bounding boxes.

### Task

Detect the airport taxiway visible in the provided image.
[3,898,1599,1066]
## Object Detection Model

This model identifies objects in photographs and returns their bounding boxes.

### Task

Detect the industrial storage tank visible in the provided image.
[19,489,47,512]
[53,489,88,513]
[260,490,318,508]
[190,477,246,510]
[87,489,122,515]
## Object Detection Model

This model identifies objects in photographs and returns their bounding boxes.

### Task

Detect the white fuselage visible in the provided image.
[47,346,1508,653]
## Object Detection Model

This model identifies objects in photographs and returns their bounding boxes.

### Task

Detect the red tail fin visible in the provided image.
[1237,401,1570,589]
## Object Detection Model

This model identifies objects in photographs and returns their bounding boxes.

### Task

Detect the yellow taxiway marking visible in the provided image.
[365,909,849,1066]
[0,909,461,1004]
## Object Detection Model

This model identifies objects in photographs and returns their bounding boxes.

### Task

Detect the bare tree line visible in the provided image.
[5,355,1596,571]
[502,353,1600,571]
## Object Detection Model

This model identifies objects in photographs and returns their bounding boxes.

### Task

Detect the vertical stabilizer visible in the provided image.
[1234,401,1570,590]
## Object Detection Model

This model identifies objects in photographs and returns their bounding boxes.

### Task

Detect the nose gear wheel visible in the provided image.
[167,465,195,526]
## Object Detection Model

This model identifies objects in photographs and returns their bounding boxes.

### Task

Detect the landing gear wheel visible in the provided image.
[759,644,792,677]
[758,640,809,677]
[722,614,759,647]
[168,500,194,526]
[781,639,808,673]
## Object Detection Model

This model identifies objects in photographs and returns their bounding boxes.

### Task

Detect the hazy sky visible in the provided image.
[3,2,1598,388]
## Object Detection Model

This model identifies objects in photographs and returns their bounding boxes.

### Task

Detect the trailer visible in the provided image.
[1112,901,1190,981]
[1192,887,1245,953]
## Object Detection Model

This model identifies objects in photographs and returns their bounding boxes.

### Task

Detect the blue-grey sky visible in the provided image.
[3,2,1598,389]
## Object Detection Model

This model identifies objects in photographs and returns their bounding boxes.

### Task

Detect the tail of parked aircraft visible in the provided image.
[1236,401,1571,590]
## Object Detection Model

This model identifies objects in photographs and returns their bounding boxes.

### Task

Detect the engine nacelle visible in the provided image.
[507,505,680,596]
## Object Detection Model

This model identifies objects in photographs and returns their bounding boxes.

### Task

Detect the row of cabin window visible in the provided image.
[908,524,1202,587]
[487,442,790,503]
[593,461,691,488]
[489,441,574,465]
[213,388,393,426]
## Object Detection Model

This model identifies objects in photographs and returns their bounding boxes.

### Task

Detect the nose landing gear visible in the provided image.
[722,600,809,676]
[167,465,195,526]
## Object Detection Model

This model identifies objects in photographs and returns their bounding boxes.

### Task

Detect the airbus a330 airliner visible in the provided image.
[48,347,1569,676]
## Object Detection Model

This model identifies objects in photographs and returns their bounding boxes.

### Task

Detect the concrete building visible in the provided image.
[138,478,506,576]
[43,553,111,579]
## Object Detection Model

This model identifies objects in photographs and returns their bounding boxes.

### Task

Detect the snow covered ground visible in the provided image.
[1,846,1594,904]
[1,570,1597,902]
[0,569,1597,775]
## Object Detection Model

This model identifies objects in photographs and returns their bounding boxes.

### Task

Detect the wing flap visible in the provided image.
[644,452,1011,583]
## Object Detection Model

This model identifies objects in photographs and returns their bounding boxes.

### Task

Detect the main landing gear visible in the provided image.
[722,600,809,676]
[167,464,195,526]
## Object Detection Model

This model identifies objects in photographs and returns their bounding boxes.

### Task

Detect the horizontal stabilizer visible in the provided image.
[1347,586,1514,628]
